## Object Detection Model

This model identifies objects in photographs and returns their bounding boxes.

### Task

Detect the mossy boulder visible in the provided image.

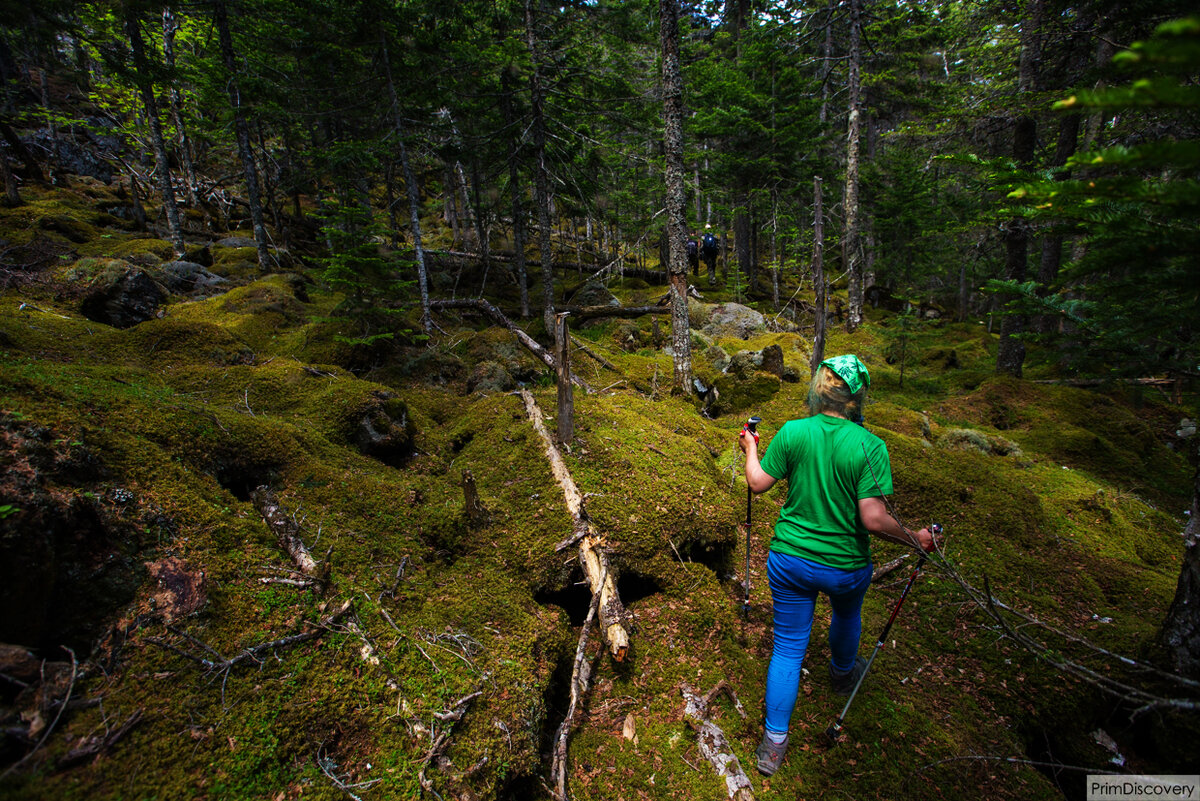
[571,279,620,308]
[702,302,765,339]
[36,213,94,243]
[160,260,227,295]
[466,361,516,394]
[107,237,176,264]
[711,371,781,415]
[78,264,167,328]
[939,427,1023,457]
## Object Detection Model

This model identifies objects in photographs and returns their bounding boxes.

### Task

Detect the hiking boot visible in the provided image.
[755,730,788,776]
[829,656,868,696]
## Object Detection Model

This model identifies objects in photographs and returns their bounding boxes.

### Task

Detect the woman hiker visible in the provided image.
[738,354,938,776]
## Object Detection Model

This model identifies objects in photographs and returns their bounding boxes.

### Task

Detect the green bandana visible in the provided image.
[820,354,871,394]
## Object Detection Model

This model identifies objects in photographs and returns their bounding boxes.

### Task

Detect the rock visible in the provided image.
[25,126,117,183]
[182,244,213,267]
[729,350,763,378]
[702,302,765,340]
[572,280,620,308]
[705,344,731,372]
[159,260,227,295]
[79,266,166,328]
[781,365,801,383]
[216,236,258,249]
[467,361,515,394]
[760,344,784,377]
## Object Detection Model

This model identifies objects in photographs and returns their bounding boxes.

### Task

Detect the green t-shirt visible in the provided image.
[758,414,894,570]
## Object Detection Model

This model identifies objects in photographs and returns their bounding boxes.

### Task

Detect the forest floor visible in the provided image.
[0,179,1197,801]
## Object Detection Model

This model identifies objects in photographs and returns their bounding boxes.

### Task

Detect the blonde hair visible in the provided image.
[807,365,866,418]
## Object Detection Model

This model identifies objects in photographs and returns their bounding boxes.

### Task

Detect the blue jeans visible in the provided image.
[764,550,873,734]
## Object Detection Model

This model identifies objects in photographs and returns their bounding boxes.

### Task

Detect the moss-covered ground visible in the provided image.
[0,181,1196,800]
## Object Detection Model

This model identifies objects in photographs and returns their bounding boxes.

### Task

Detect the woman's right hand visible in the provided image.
[914,527,938,553]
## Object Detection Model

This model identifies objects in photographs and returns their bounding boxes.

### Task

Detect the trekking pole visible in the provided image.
[825,523,942,743]
[740,416,762,619]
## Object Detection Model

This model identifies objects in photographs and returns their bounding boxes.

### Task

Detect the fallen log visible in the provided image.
[680,681,755,801]
[430,298,591,391]
[519,389,629,660]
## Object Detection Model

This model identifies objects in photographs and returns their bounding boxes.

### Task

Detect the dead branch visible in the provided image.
[430,298,591,391]
[569,336,619,373]
[872,554,911,583]
[147,599,353,674]
[317,744,383,801]
[251,485,330,583]
[550,569,606,801]
[680,682,756,801]
[57,708,143,769]
[418,691,483,794]
[519,389,630,660]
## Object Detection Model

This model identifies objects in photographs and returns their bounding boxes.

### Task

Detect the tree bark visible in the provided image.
[660,0,692,394]
[524,0,556,334]
[555,313,574,445]
[124,6,184,254]
[380,37,432,334]
[162,8,197,206]
[810,176,827,375]
[1,148,19,206]
[213,0,271,270]
[843,0,865,333]
[996,0,1042,377]
[1035,113,1080,334]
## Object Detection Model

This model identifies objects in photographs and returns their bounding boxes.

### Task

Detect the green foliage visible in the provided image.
[1004,16,1200,378]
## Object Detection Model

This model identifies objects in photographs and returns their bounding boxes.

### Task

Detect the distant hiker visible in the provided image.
[700,224,719,282]
[738,354,937,777]
[686,236,700,276]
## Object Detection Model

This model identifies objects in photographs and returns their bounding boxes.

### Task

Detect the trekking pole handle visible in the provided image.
[742,415,761,443]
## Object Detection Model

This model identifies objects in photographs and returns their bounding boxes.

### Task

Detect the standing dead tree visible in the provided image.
[680,681,755,801]
[518,389,630,660]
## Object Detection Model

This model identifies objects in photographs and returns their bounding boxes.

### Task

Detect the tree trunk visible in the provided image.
[996,0,1042,377]
[660,0,692,394]
[1161,463,1200,678]
[1,148,19,206]
[1035,113,1080,334]
[734,198,751,293]
[555,313,574,445]
[213,0,271,270]
[162,8,197,206]
[810,176,827,375]
[380,37,431,334]
[525,0,556,334]
[843,0,865,333]
[124,6,184,254]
